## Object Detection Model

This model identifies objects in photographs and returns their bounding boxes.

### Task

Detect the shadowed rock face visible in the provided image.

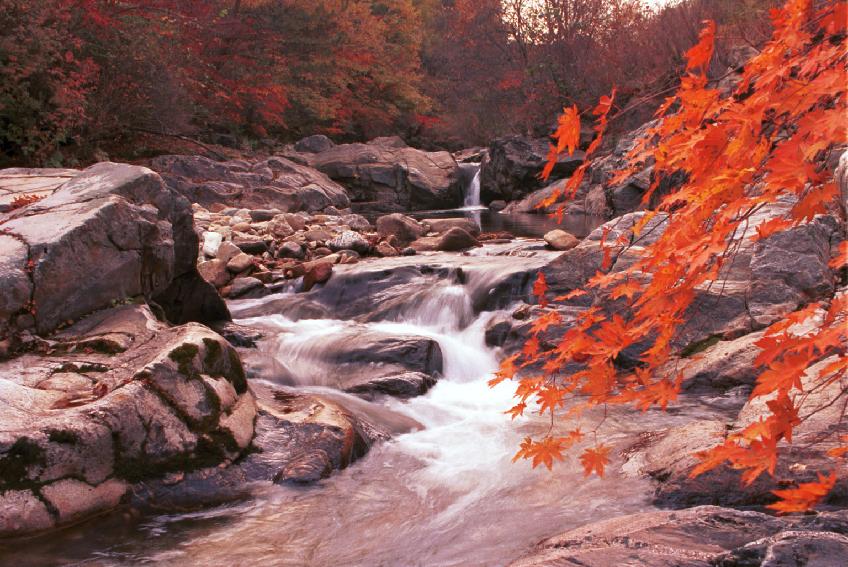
[509,506,848,567]
[480,135,585,202]
[152,154,350,213]
[0,305,255,537]
[0,162,228,340]
[286,138,463,213]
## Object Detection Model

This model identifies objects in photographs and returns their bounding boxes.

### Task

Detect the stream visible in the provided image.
[1,174,705,566]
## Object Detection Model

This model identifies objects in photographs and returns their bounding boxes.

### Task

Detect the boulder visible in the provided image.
[288,139,463,213]
[327,230,370,254]
[293,134,335,154]
[135,381,415,504]
[509,506,848,567]
[151,154,350,213]
[0,168,78,213]
[501,177,612,218]
[376,213,427,246]
[0,162,228,339]
[0,305,255,536]
[226,253,254,274]
[410,227,480,252]
[480,135,584,202]
[228,277,268,299]
[341,213,372,232]
[543,229,579,250]
[624,354,848,509]
[302,262,333,292]
[277,240,305,259]
[422,217,481,236]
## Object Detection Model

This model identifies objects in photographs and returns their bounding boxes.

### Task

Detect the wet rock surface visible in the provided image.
[481,135,585,202]
[510,506,848,567]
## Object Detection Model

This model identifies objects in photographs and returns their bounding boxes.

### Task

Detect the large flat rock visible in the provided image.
[151,154,350,213]
[510,506,848,566]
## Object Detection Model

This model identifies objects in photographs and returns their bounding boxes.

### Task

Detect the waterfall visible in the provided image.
[463,167,482,208]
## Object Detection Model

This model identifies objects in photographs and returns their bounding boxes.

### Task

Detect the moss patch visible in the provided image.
[680,335,722,358]
[202,338,223,369]
[227,349,248,394]
[169,343,200,376]
[46,430,80,445]
[0,438,45,489]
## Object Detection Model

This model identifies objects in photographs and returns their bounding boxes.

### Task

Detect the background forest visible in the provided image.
[1,0,777,167]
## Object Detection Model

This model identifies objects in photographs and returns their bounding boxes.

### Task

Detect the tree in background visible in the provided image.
[0,0,429,165]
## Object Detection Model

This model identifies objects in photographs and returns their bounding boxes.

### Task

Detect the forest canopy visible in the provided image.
[1,0,779,166]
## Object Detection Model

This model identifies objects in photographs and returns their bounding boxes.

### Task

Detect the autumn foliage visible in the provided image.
[0,0,429,165]
[497,0,847,510]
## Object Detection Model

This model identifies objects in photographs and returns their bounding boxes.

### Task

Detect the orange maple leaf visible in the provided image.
[580,445,611,478]
[768,472,837,514]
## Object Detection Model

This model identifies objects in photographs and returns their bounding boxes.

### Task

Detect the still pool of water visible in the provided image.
[408,207,606,239]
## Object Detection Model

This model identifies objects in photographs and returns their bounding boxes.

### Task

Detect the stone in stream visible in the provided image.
[302,262,334,291]
[277,240,306,259]
[198,259,232,288]
[373,242,400,257]
[228,277,268,299]
[543,229,579,250]
[327,230,370,254]
[376,213,427,246]
[226,252,254,274]
[215,240,242,264]
[234,239,269,255]
[0,305,255,537]
[202,231,224,258]
[423,217,481,236]
[341,213,372,232]
[409,227,480,252]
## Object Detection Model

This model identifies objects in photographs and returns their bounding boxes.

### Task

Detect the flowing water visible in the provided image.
[0,241,719,567]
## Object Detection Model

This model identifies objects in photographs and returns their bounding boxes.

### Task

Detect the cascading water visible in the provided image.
[463,166,482,209]
[2,246,706,567]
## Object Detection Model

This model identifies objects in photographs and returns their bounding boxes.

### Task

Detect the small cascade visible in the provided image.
[463,166,482,208]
